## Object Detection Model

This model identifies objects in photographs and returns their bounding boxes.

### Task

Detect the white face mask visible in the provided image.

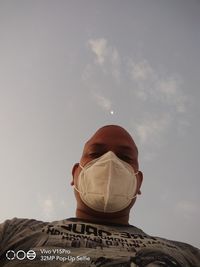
[74,151,139,213]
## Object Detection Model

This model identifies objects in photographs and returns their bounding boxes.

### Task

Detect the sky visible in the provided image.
[0,0,200,248]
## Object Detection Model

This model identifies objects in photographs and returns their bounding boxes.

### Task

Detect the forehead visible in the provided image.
[84,126,138,153]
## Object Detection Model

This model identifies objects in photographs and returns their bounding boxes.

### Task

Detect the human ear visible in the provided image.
[137,171,143,195]
[71,163,79,186]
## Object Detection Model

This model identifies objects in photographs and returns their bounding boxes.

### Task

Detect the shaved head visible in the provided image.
[87,125,138,152]
[82,125,139,168]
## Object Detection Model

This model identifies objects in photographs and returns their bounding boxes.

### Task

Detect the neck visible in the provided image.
[76,208,130,225]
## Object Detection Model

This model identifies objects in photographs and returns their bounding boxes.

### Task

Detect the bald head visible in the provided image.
[89,125,137,148]
[81,125,139,170]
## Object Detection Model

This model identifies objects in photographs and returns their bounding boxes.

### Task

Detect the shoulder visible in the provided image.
[127,225,200,265]
[167,237,200,256]
[151,235,200,264]
[0,217,46,231]
[0,218,46,243]
[0,217,72,232]
[0,218,72,254]
[0,217,73,234]
[154,235,199,251]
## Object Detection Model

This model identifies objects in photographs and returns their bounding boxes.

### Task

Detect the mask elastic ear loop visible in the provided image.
[129,170,140,200]
[74,185,82,194]
[79,163,84,169]
[130,194,138,200]
[73,163,84,194]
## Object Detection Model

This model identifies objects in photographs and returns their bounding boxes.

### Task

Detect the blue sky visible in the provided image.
[0,0,200,248]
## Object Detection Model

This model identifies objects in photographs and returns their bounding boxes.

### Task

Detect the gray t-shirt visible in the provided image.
[0,217,199,266]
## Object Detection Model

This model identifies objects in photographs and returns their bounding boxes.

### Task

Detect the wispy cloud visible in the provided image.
[110,47,120,82]
[135,114,171,146]
[127,59,190,158]
[93,93,112,112]
[88,38,107,65]
[156,78,187,113]
[130,60,156,82]
[87,38,121,83]
[128,59,186,113]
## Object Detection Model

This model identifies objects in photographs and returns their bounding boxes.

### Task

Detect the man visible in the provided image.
[0,125,199,266]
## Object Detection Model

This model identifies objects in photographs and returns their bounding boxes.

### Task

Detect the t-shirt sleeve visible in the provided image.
[0,218,14,257]
[174,240,200,264]
[0,221,5,241]
[0,219,12,246]
[0,218,42,254]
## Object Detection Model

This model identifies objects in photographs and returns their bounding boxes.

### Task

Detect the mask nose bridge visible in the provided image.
[105,150,118,159]
[103,152,116,212]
